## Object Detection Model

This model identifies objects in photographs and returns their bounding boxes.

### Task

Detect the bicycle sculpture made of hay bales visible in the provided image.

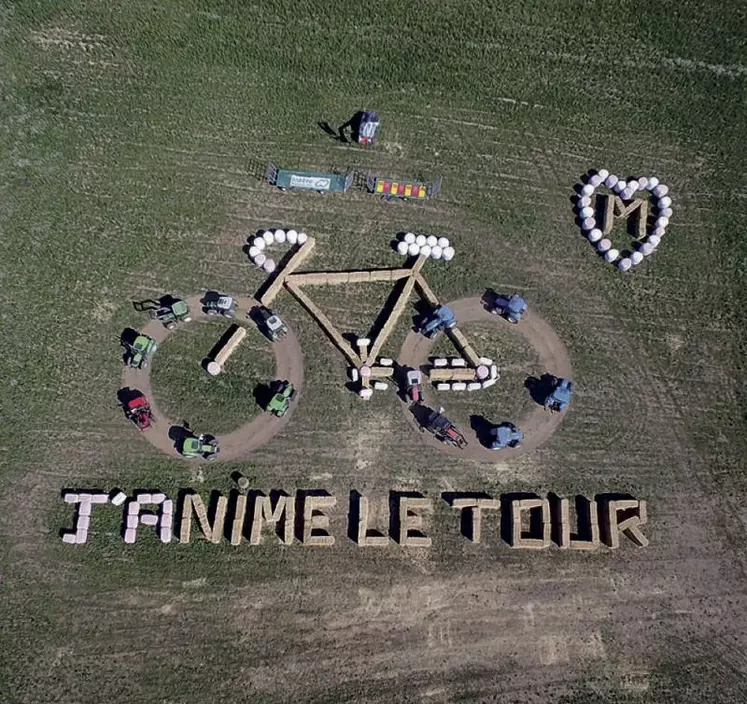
[250,229,496,400]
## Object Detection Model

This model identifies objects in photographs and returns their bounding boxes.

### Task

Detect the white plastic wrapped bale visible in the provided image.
[631,251,644,265]
[621,189,634,201]
[476,365,489,380]
[442,246,455,261]
[140,513,158,526]
[646,177,659,191]
[657,196,672,209]
[253,236,266,250]
[627,179,639,192]
[436,383,451,391]
[604,248,620,263]
[75,530,88,544]
[589,174,603,187]
[63,493,79,503]
[76,515,90,532]
[415,234,427,246]
[397,241,409,255]
[206,361,221,376]
[655,217,669,229]
[263,231,274,245]
[378,357,394,366]
[419,244,431,258]
[638,176,649,190]
[430,245,443,260]
[451,382,467,391]
[373,381,388,391]
[359,388,373,400]
[61,533,76,544]
[648,234,661,247]
[450,358,466,367]
[579,196,592,209]
[263,259,276,273]
[433,358,448,367]
[653,227,666,237]
[162,499,174,514]
[357,338,371,348]
[659,207,673,218]
[408,243,421,257]
[254,253,267,268]
[248,245,260,258]
[587,228,602,243]
[297,232,308,244]
[160,526,172,543]
[582,217,596,231]
[124,528,137,544]
[597,168,609,180]
[580,206,594,219]
[618,258,632,272]
[581,184,594,196]
[127,502,139,515]
[437,236,450,248]
[404,232,416,244]
[287,229,298,244]
[490,365,499,380]
[597,238,612,253]
[111,491,127,507]
[640,242,655,256]
[604,174,619,188]
[478,357,494,366]
[151,493,166,504]
[161,514,173,528]
[426,235,438,247]
[90,493,109,504]
[481,378,497,389]
[274,229,286,244]
[614,180,626,193]
[137,493,153,504]
[653,184,669,198]
[467,382,482,391]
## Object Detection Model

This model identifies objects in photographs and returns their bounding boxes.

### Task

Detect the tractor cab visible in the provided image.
[419,305,457,338]
[267,380,297,417]
[424,409,467,449]
[181,434,219,460]
[204,291,237,318]
[405,369,423,404]
[358,111,380,145]
[125,334,158,369]
[124,393,154,431]
[490,294,527,324]
[489,422,523,450]
[545,377,574,413]
[255,306,288,342]
[152,298,191,329]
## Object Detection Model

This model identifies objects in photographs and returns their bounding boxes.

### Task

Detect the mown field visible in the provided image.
[2,1,747,702]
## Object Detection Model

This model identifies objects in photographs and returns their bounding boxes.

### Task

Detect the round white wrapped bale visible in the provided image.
[579,196,592,208]
[248,246,260,258]
[604,248,620,262]
[582,217,596,230]
[598,169,609,180]
[430,245,443,260]
[349,368,359,382]
[653,184,669,197]
[415,234,427,246]
[359,388,373,400]
[589,174,603,187]
[373,381,388,391]
[467,382,482,391]
[638,177,649,190]
[621,189,634,201]
[263,258,276,273]
[659,207,673,218]
[597,238,612,253]
[442,246,455,261]
[451,382,467,391]
[627,179,639,192]
[254,253,267,268]
[451,358,467,367]
[631,251,644,265]
[297,232,308,244]
[419,245,431,258]
[604,174,619,188]
[647,234,661,247]
[426,235,438,247]
[262,231,274,245]
[588,228,602,243]
[653,227,666,237]
[437,236,450,248]
[408,243,421,257]
[206,361,222,376]
[359,364,372,378]
[433,358,448,367]
[618,257,632,271]
[614,180,626,193]
[436,383,451,391]
[404,232,416,244]
[476,365,489,380]
[397,241,409,256]
[274,229,286,244]
[287,229,298,244]
[640,242,655,256]
[646,177,659,190]
[655,217,669,228]
[253,236,266,250]
[580,206,594,219]
[581,184,594,196]
[658,196,672,208]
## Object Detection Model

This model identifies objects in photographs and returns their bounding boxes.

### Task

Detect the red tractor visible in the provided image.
[405,369,423,404]
[123,393,154,431]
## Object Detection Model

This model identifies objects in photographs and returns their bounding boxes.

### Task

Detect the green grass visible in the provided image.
[2,1,747,702]
[150,320,275,432]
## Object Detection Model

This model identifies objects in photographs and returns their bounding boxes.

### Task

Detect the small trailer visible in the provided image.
[365,172,442,201]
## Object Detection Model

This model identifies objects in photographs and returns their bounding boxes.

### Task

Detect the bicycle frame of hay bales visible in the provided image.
[254,236,486,393]
[266,161,354,193]
[365,172,442,201]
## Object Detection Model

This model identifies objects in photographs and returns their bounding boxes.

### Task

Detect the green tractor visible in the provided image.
[180,433,220,461]
[123,334,158,370]
[267,380,297,417]
[135,296,191,330]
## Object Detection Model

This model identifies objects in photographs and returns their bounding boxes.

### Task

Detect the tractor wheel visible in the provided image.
[166,323,175,330]
[140,361,148,370]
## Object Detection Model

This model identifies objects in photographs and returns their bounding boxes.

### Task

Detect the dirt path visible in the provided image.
[121,295,304,462]
[397,297,573,460]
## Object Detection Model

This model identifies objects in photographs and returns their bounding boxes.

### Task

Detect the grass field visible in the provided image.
[2,1,747,702]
